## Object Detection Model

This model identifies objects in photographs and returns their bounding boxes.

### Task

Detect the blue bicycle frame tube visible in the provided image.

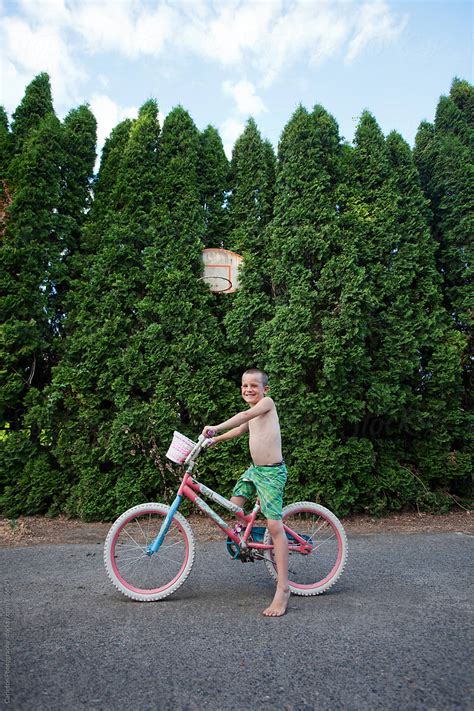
[146,495,182,555]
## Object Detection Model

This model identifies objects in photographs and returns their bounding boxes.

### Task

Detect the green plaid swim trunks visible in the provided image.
[232,462,287,520]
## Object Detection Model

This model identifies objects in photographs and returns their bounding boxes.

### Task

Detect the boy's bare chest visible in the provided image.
[248,410,279,437]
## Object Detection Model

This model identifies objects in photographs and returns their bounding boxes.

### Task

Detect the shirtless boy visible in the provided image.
[202,368,290,617]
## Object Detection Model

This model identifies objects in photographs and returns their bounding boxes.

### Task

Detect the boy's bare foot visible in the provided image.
[263,587,290,617]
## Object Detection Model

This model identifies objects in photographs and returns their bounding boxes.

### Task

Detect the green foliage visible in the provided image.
[198,125,230,246]
[262,104,343,418]
[414,78,473,443]
[1,112,63,425]
[0,430,64,516]
[0,106,12,175]
[81,118,133,254]
[52,105,97,336]
[60,105,97,248]
[1,73,471,520]
[11,72,54,156]
[449,77,474,128]
[224,119,276,368]
[138,105,237,450]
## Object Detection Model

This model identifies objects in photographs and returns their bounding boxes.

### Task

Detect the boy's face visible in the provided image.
[241,373,269,407]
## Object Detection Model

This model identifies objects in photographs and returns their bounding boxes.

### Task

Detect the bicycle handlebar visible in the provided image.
[184,434,212,466]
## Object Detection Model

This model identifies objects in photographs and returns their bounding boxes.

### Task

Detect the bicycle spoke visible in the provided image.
[115,523,189,580]
[135,517,149,545]
[122,542,146,555]
[264,505,346,592]
[122,526,146,550]
[311,533,336,551]
[105,504,196,600]
[119,552,149,572]
[159,538,184,551]
[145,513,153,543]
[309,518,330,539]
[153,553,183,566]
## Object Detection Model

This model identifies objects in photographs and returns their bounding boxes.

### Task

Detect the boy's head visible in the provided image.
[241,368,269,406]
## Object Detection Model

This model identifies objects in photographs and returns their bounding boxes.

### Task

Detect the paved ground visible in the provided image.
[1,531,472,710]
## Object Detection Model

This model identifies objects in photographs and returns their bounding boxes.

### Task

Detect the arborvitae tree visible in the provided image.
[224,118,276,368]
[0,107,11,175]
[10,72,54,156]
[40,102,160,518]
[226,118,275,253]
[331,115,468,513]
[414,79,473,423]
[449,77,474,128]
[0,108,12,240]
[416,81,474,326]
[198,125,230,247]
[39,103,234,518]
[80,118,133,255]
[333,113,432,514]
[147,107,234,426]
[382,131,468,505]
[1,113,62,418]
[0,112,63,514]
[258,107,468,515]
[138,106,239,495]
[59,106,97,252]
[49,105,97,334]
[257,105,363,509]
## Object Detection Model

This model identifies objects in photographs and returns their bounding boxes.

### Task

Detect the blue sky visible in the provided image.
[1,1,472,160]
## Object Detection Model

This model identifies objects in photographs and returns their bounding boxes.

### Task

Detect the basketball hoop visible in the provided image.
[199,275,233,293]
[201,248,243,293]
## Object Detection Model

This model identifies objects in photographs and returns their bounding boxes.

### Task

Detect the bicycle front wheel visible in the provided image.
[263,502,348,596]
[104,503,195,602]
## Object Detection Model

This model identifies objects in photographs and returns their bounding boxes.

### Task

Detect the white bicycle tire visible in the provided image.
[104,502,195,602]
[263,501,348,596]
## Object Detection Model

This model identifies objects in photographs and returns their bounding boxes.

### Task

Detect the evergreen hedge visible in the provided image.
[0,74,472,519]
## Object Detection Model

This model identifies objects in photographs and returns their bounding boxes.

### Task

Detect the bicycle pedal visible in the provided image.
[226,537,240,559]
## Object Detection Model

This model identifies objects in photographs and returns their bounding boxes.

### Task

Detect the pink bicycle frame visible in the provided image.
[147,436,311,556]
[178,471,261,546]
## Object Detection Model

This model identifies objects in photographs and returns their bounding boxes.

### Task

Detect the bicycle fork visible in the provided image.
[146,495,183,555]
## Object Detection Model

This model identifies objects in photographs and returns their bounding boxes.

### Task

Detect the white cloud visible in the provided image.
[346,0,408,63]
[180,1,405,86]
[223,80,267,116]
[0,59,31,117]
[71,0,177,58]
[220,117,245,159]
[1,0,407,119]
[158,110,166,130]
[253,1,350,86]
[90,93,138,162]
[17,0,71,28]
[98,74,110,89]
[8,1,406,80]
[0,13,84,112]
[182,0,277,67]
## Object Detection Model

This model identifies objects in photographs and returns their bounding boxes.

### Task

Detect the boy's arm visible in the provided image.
[211,422,249,444]
[202,398,273,438]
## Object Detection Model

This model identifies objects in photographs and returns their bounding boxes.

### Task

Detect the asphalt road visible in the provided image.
[1,531,472,710]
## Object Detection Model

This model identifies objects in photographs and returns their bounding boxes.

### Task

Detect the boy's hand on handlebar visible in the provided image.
[202,425,217,438]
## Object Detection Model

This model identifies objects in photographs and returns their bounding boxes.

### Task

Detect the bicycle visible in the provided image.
[104,434,348,602]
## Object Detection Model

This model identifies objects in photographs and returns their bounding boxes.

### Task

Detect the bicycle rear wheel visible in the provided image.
[104,503,195,602]
[263,502,347,595]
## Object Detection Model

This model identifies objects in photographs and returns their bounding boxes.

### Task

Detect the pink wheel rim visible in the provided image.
[110,510,189,595]
[282,508,343,590]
